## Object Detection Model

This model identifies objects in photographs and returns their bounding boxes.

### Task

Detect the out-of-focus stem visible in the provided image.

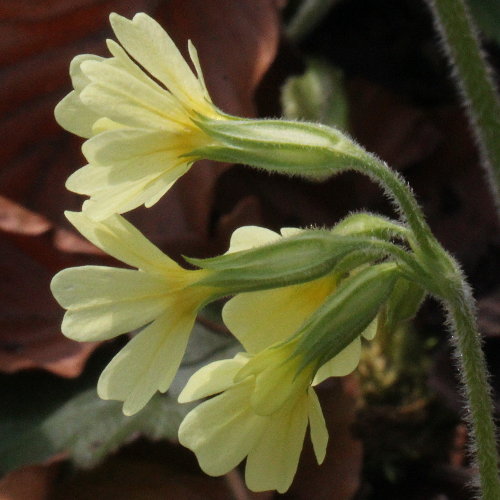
[425,0,500,214]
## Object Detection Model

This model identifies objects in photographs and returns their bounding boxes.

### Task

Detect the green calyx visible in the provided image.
[192,116,369,179]
[188,231,343,293]
[381,277,427,335]
[188,230,407,294]
[293,262,401,371]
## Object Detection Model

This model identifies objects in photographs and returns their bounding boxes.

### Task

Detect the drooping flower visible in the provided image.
[178,340,328,493]
[222,224,374,383]
[55,12,224,220]
[56,13,369,220]
[50,212,217,415]
[177,226,378,493]
[50,217,365,415]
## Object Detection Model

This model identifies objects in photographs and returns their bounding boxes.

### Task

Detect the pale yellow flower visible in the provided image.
[222,225,374,382]
[50,212,215,415]
[55,12,224,220]
[177,225,377,493]
[178,341,328,493]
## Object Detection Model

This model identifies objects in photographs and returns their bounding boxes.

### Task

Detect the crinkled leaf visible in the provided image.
[0,320,239,474]
[0,382,185,474]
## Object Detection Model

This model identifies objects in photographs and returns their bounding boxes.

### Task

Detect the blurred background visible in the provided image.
[0,0,499,498]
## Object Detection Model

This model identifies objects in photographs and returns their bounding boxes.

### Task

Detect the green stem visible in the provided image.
[352,150,500,498]
[425,0,500,213]
[352,155,435,253]
[444,280,500,499]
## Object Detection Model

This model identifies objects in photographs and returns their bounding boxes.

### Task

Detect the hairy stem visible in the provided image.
[425,0,500,213]
[445,280,500,499]
[353,155,435,253]
[352,151,500,498]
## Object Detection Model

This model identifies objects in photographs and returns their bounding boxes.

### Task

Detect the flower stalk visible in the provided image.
[444,282,500,499]
[346,144,500,499]
[346,155,500,496]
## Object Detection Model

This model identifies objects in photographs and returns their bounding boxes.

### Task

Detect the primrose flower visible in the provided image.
[50,212,216,415]
[222,225,373,383]
[178,339,327,493]
[56,13,369,220]
[55,12,224,220]
[177,226,377,493]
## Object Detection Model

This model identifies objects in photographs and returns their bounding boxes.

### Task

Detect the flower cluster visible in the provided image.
[52,12,419,493]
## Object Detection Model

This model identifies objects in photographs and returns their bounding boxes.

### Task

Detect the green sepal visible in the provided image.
[192,117,368,180]
[293,262,400,371]
[381,278,426,334]
[188,231,386,294]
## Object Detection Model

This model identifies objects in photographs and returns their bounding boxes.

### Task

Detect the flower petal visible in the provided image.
[109,13,210,113]
[79,61,186,130]
[66,163,109,195]
[280,227,304,237]
[65,212,180,274]
[51,266,170,341]
[69,53,104,92]
[225,225,281,254]
[106,39,167,95]
[178,354,249,403]
[54,91,101,138]
[55,54,106,138]
[178,380,266,476]
[223,276,336,353]
[245,395,309,493]
[187,40,210,100]
[82,128,180,166]
[78,162,189,220]
[307,387,328,464]
[362,316,378,340]
[98,309,196,415]
[313,337,361,385]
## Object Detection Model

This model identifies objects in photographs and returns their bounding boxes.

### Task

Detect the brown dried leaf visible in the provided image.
[0,197,100,376]
[51,441,234,500]
[0,461,60,500]
[347,77,441,169]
